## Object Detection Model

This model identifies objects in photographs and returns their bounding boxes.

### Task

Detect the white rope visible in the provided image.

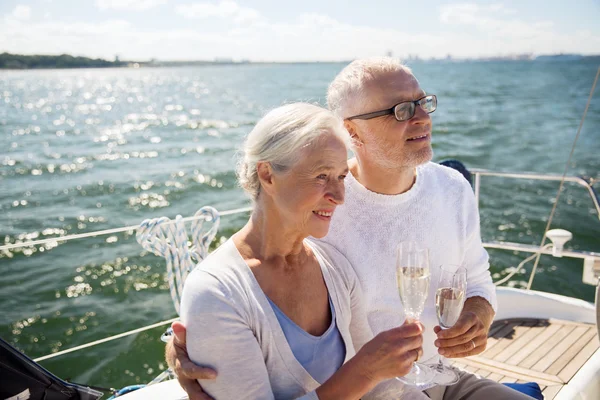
[33,317,178,362]
[0,206,251,252]
[527,66,600,290]
[494,244,552,286]
[136,207,220,314]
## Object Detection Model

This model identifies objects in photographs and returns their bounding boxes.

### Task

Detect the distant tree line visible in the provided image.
[0,52,126,69]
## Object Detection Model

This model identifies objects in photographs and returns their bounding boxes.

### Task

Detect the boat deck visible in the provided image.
[451,318,599,399]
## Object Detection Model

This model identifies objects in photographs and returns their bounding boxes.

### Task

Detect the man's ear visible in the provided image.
[343,120,363,148]
[257,161,275,196]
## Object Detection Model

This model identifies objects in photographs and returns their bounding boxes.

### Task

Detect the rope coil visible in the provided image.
[136,206,220,314]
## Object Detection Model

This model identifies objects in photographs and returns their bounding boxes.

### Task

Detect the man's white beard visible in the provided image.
[368,145,433,170]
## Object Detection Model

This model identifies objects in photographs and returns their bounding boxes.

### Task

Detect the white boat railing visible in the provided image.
[484,241,599,260]
[471,169,600,222]
[2,169,598,362]
[470,169,600,287]
[0,206,253,252]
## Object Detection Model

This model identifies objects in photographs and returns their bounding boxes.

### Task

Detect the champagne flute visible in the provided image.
[432,265,467,385]
[395,241,435,388]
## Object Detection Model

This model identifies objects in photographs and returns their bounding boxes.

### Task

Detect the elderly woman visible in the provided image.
[178,103,423,399]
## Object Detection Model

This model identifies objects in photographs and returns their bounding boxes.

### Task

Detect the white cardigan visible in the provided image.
[180,238,408,400]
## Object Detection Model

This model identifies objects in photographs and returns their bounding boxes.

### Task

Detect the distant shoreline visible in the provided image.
[1,52,599,70]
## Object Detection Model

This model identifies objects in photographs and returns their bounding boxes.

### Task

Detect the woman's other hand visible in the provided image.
[166,321,217,400]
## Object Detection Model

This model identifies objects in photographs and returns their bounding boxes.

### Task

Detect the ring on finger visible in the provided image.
[414,349,420,361]
[470,339,476,350]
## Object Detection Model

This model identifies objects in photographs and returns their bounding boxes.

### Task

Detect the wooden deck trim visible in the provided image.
[541,385,563,399]
[484,320,538,359]
[493,321,544,363]
[505,322,562,366]
[518,324,577,369]
[459,356,563,386]
[449,317,599,399]
[545,328,596,376]
[484,320,523,352]
[531,325,590,372]
[558,334,600,382]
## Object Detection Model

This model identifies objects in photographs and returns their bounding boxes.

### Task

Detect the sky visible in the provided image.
[0,0,599,62]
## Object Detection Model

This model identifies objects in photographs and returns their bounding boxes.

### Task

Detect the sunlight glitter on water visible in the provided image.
[0,62,598,389]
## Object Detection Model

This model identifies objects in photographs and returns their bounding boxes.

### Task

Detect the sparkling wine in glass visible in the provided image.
[433,265,467,386]
[395,242,435,389]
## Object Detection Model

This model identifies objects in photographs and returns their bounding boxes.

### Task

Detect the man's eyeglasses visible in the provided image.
[346,95,437,122]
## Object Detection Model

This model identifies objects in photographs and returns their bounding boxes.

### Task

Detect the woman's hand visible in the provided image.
[355,321,424,382]
[315,320,424,400]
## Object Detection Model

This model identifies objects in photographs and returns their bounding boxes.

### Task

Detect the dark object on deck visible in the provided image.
[0,336,103,400]
[439,159,473,185]
[504,382,544,399]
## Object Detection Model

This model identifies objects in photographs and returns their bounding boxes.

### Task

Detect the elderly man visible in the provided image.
[167,58,532,400]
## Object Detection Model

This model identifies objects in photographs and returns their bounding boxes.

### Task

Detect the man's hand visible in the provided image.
[165,321,217,400]
[433,296,494,358]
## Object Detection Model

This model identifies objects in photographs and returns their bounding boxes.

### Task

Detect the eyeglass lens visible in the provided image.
[394,96,436,121]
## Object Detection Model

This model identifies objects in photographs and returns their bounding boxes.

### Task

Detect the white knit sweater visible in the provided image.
[318,162,497,363]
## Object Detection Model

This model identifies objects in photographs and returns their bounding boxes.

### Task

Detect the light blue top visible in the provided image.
[267,296,346,384]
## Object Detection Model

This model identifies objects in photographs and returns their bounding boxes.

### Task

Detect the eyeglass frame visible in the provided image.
[345,94,437,122]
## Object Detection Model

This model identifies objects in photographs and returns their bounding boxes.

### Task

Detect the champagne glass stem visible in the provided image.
[435,325,448,371]
[436,354,446,371]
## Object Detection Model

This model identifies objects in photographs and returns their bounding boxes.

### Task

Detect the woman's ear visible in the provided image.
[344,120,363,148]
[256,161,275,195]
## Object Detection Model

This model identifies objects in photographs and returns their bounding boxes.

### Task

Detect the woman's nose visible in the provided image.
[326,182,345,205]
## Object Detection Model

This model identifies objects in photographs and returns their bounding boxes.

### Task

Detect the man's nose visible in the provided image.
[411,104,430,124]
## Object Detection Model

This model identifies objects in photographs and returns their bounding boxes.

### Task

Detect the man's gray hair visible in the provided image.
[327,57,413,118]
[237,102,348,200]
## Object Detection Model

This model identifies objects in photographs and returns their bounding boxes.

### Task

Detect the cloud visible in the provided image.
[0,12,244,61]
[1,1,598,61]
[11,5,31,20]
[95,0,168,11]
[488,3,517,15]
[439,3,554,39]
[436,3,600,57]
[175,1,262,24]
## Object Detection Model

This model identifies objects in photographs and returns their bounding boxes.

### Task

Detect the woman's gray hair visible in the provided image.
[237,102,349,200]
[327,57,413,119]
